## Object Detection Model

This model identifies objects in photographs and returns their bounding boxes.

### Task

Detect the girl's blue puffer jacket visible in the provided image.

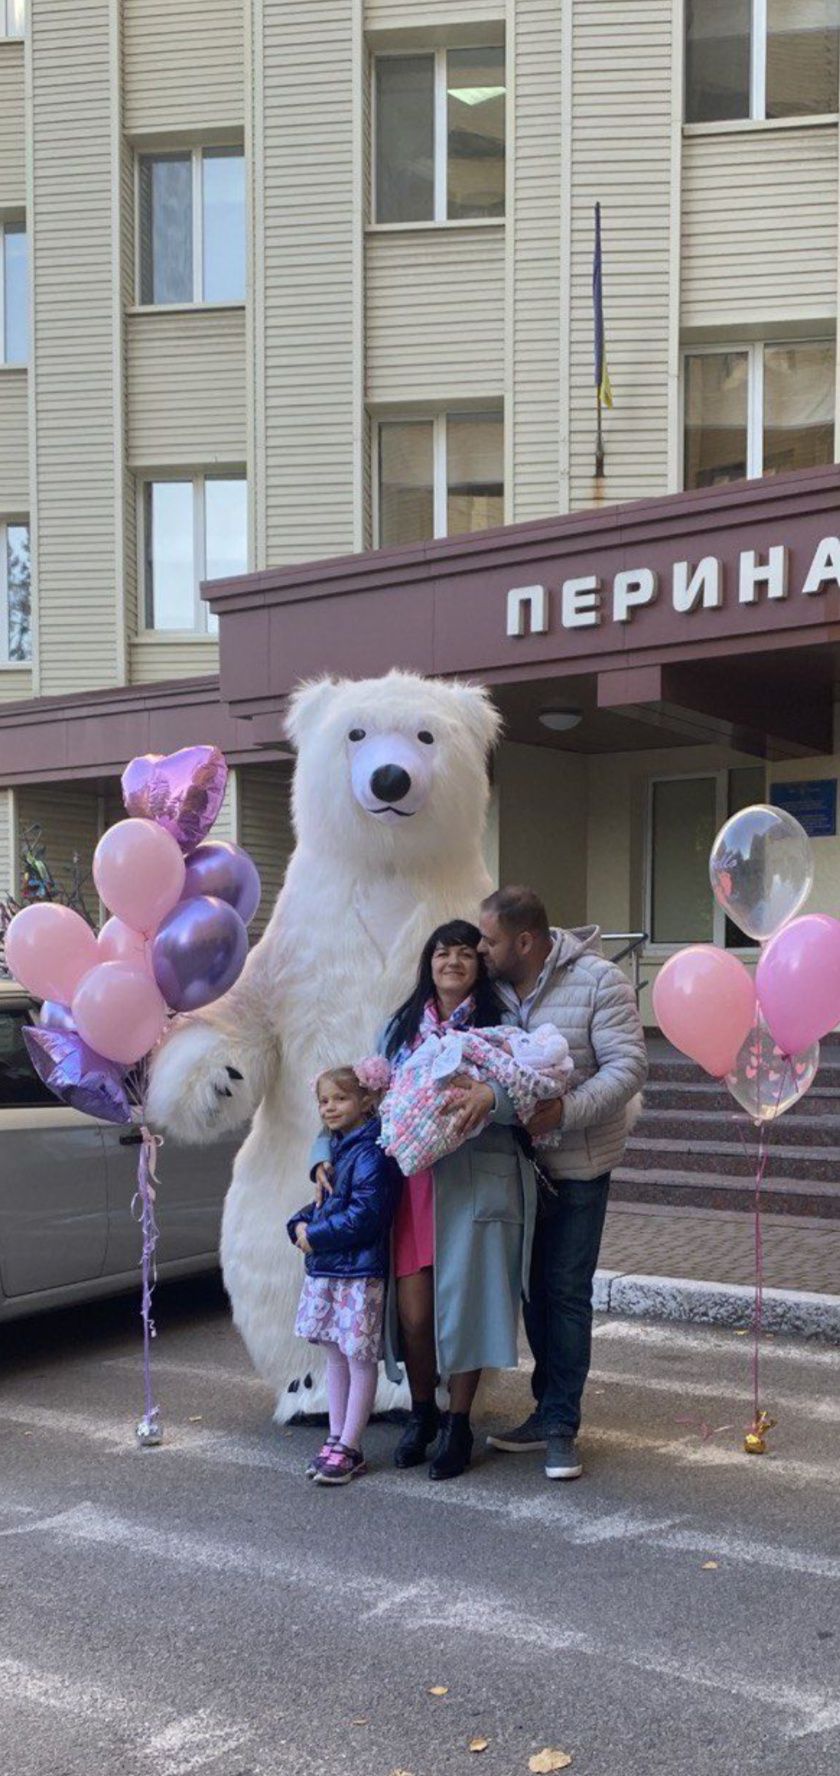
[287,1116,402,1280]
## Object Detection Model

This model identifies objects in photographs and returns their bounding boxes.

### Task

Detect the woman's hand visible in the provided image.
[314,1163,334,1206]
[450,1080,495,1139]
[295,1221,312,1254]
[526,1098,565,1138]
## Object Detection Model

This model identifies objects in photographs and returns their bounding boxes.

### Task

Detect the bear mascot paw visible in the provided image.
[147,669,502,1423]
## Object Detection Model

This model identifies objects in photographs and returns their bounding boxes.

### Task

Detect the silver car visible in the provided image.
[0,991,238,1321]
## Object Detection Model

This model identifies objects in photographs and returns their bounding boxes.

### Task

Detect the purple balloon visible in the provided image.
[121,745,228,854]
[151,894,249,1013]
[180,840,262,927]
[23,1025,132,1125]
[39,1000,77,1033]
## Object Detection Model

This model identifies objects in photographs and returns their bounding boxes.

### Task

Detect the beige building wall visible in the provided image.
[122,0,244,138]
[0,40,25,207]
[0,786,15,898]
[366,231,505,404]
[238,760,295,937]
[0,366,28,507]
[509,0,564,520]
[497,742,588,928]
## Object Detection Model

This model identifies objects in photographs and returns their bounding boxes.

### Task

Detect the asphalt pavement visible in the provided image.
[1,1277,839,1776]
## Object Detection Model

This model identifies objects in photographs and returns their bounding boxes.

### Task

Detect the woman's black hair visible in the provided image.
[384,918,504,1060]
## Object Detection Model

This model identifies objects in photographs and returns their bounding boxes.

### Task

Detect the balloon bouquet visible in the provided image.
[4,746,261,1447]
[653,803,840,1454]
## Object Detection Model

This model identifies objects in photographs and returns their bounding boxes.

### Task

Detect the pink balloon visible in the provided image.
[93,819,186,937]
[97,915,153,976]
[756,913,840,1056]
[72,962,167,1066]
[652,945,756,1078]
[4,902,99,1004]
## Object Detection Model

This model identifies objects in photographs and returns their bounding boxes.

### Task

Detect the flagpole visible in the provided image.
[595,385,604,481]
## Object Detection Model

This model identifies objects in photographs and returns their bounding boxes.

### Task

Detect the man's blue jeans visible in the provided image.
[523,1173,611,1437]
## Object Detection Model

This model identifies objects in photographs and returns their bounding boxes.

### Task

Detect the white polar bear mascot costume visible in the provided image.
[147,670,501,1420]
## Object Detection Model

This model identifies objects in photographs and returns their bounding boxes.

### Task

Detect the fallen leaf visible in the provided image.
[469,1737,490,1753]
[529,1753,573,1773]
[188,1415,203,1424]
[351,1717,369,1726]
[734,1329,748,1337]
[701,1561,719,1571]
[427,1686,449,1697]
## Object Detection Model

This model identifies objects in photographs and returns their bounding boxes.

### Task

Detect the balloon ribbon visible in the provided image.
[132,1126,164,1446]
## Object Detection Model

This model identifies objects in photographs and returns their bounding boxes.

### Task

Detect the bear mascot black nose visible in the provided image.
[371,764,412,804]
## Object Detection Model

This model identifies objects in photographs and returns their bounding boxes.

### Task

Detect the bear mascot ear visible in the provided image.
[284,677,338,750]
[448,680,503,756]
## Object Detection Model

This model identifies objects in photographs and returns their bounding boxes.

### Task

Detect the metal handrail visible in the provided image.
[602,931,649,1001]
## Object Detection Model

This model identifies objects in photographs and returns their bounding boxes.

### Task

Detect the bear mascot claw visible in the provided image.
[146,669,502,1421]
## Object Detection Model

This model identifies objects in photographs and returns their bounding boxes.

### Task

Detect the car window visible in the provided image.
[0,1009,57,1109]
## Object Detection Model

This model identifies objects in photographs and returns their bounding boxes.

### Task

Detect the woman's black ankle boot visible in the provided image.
[393,1401,440,1469]
[428,1411,473,1481]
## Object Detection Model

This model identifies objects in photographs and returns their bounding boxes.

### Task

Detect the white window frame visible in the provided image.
[1,1,25,37]
[139,472,247,635]
[645,768,765,954]
[136,146,245,308]
[371,45,506,228]
[0,518,31,667]
[686,0,840,125]
[681,336,835,488]
[373,408,504,546]
[0,221,27,366]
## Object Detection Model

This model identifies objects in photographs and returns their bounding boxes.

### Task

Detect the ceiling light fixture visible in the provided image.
[538,708,583,732]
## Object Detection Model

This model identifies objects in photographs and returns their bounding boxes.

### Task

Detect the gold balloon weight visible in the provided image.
[744,1410,776,1455]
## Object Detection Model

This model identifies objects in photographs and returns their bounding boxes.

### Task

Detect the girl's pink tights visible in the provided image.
[323,1342,378,1451]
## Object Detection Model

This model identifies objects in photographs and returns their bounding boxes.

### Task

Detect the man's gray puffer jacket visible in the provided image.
[497,925,648,1181]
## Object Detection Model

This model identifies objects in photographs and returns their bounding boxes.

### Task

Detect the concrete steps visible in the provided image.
[619,1038,840,1219]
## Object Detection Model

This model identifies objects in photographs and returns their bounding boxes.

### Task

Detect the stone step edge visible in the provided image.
[625,1136,840,1162]
[593,1270,840,1341]
[612,1166,840,1201]
[639,1109,840,1132]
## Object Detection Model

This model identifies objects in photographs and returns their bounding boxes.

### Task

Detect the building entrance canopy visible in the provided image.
[207,466,840,761]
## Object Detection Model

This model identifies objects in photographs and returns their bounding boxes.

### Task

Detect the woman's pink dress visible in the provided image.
[393,1167,434,1277]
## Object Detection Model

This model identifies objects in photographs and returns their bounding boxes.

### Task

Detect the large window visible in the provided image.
[683,340,834,489]
[686,0,840,123]
[143,476,247,632]
[1,223,27,364]
[0,522,31,663]
[1,1,24,36]
[374,46,505,224]
[649,767,765,947]
[377,411,503,547]
[138,148,246,306]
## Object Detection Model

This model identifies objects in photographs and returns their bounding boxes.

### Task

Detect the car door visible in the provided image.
[0,1000,109,1297]
[101,1122,240,1275]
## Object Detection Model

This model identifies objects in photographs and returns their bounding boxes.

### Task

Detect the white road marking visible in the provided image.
[3,1401,840,1578]
[5,1502,838,1744]
[592,1316,840,1367]
[0,1655,258,1776]
[104,1357,270,1391]
[590,1363,840,1423]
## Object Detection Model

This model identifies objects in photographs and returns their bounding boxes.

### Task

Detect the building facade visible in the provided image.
[0,0,839,1002]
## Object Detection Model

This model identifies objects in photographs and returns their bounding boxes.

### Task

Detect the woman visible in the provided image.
[381,919,536,1481]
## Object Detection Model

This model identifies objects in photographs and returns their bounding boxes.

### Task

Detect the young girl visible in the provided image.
[288,1065,401,1486]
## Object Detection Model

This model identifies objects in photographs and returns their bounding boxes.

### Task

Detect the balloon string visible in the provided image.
[731,1054,790,1437]
[131,1126,163,1438]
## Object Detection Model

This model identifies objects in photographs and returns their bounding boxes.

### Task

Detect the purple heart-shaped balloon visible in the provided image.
[121,746,228,855]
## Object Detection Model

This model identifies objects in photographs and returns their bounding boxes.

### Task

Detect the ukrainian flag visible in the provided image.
[593,202,613,410]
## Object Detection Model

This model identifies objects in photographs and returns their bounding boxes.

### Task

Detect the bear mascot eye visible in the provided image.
[417,730,434,745]
[348,728,366,742]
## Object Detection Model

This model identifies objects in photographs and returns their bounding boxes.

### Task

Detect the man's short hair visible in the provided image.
[481,885,550,940]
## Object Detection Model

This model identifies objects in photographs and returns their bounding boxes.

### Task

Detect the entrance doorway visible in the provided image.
[647,765,766,949]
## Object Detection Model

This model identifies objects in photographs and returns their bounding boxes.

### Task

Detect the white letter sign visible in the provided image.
[613,567,658,623]
[739,546,788,604]
[506,584,548,637]
[672,557,722,613]
[562,576,602,629]
[802,536,840,596]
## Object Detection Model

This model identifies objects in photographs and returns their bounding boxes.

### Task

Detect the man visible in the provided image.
[478,886,647,1482]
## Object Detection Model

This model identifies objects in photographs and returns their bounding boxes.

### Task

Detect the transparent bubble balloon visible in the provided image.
[709,804,813,943]
[726,1018,819,1124]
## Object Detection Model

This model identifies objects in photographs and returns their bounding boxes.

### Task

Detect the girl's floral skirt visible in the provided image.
[295,1275,385,1363]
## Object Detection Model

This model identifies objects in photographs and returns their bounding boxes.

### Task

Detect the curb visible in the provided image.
[593,1268,840,1343]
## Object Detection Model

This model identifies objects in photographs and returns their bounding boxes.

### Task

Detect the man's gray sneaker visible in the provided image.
[545,1433,583,1480]
[486,1412,547,1453]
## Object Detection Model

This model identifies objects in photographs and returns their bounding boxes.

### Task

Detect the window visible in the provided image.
[0,522,30,663]
[143,476,247,632]
[374,46,505,224]
[0,1009,56,1109]
[686,0,840,123]
[1,223,27,364]
[377,411,503,547]
[138,148,245,306]
[683,340,834,489]
[649,766,765,947]
[1,1,25,37]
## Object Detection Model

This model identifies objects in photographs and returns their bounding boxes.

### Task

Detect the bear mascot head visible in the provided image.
[147,670,501,1418]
